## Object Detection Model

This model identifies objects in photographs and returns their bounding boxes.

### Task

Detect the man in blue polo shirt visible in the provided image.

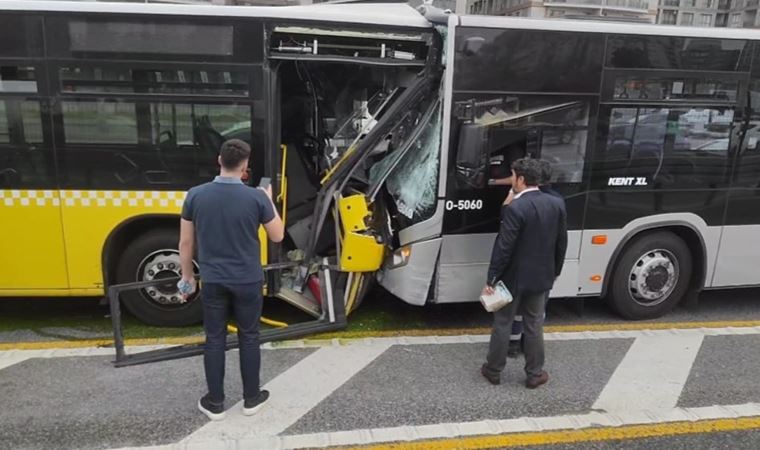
[178,138,284,421]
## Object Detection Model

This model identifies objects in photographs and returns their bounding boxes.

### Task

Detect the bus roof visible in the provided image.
[4,1,760,41]
[0,0,432,29]
[460,14,760,41]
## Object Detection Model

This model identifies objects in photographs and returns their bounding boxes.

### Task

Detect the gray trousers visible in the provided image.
[484,290,548,378]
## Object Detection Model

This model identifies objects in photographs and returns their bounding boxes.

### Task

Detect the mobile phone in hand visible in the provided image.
[259,177,271,190]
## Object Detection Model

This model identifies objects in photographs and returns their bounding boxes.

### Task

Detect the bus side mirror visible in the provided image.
[455,123,488,189]
[459,37,485,57]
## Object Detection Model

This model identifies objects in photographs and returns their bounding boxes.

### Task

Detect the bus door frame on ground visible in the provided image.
[107,262,348,367]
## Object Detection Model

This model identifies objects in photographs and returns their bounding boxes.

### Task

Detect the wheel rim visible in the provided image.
[136,249,199,308]
[628,248,679,307]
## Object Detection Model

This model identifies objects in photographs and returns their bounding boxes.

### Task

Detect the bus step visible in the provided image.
[276,287,322,318]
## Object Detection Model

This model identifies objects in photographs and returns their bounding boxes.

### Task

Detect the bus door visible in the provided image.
[444,98,591,301]
[0,89,69,292]
[712,90,760,287]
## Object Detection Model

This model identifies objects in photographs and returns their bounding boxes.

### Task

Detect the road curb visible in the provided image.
[2,320,760,351]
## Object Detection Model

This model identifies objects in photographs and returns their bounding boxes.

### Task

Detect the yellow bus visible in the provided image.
[0,1,436,325]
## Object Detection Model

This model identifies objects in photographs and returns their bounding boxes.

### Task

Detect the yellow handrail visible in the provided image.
[277,144,288,226]
[227,316,288,334]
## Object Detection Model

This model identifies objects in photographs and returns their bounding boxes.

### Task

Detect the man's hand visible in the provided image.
[259,185,273,202]
[179,218,196,302]
[178,277,197,302]
[482,285,495,296]
[503,189,515,206]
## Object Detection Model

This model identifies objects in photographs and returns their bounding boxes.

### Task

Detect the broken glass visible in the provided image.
[371,101,441,225]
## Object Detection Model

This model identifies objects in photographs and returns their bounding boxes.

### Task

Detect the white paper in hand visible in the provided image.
[479,281,513,312]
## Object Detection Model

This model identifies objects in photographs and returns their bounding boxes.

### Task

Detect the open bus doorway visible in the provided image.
[268,59,426,318]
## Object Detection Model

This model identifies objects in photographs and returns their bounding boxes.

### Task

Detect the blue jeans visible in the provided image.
[201,282,263,404]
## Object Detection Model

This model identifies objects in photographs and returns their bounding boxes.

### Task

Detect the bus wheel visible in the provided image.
[115,229,203,327]
[608,231,692,320]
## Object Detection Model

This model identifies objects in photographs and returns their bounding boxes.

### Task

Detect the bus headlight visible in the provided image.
[389,245,412,269]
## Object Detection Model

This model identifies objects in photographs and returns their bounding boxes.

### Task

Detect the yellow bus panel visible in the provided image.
[0,190,69,290]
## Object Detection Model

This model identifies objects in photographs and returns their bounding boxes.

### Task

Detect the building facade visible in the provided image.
[656,0,760,28]
[465,0,657,22]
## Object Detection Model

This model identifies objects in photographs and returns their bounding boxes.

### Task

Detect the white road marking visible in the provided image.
[0,355,30,371]
[182,342,391,443]
[46,327,755,450]
[2,326,759,362]
[0,345,173,372]
[268,325,760,348]
[111,402,760,450]
[593,334,704,412]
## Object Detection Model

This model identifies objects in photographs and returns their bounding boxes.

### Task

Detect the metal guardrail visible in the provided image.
[109,262,347,367]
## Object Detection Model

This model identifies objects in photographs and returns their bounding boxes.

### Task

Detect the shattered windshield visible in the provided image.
[370,101,441,226]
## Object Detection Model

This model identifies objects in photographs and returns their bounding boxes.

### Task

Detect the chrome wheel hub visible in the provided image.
[137,250,198,306]
[628,249,678,307]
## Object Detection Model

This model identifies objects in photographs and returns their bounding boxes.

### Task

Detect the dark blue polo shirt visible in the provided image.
[181,176,275,284]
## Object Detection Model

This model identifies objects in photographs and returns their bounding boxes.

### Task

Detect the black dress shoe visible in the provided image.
[480,364,500,385]
[243,390,270,416]
[198,394,226,421]
[507,340,521,358]
[526,371,549,389]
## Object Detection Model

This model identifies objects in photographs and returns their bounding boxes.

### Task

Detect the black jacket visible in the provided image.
[487,189,568,296]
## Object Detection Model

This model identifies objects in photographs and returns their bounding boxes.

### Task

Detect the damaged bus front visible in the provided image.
[263,15,446,317]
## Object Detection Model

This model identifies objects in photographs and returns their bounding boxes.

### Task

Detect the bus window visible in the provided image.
[46,16,264,64]
[731,78,760,185]
[613,76,739,104]
[59,99,251,189]
[536,103,589,184]
[454,28,604,93]
[0,16,43,57]
[60,66,249,97]
[606,36,750,72]
[0,66,38,94]
[453,96,591,187]
[601,107,733,188]
[68,21,233,57]
[0,99,48,188]
[62,100,138,145]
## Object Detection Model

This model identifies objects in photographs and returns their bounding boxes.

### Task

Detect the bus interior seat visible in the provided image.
[156,130,176,169]
[193,115,224,157]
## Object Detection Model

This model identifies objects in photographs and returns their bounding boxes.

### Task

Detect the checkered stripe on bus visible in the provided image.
[0,190,187,208]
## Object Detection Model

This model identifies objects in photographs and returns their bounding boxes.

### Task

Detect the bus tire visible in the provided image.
[608,231,692,320]
[115,229,203,327]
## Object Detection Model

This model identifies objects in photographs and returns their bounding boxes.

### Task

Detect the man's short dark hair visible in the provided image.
[538,159,553,186]
[219,139,251,170]
[511,158,542,187]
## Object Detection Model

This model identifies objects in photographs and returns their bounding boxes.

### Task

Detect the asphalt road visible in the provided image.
[2,327,760,449]
[0,289,758,449]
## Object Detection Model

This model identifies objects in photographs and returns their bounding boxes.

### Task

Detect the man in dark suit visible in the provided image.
[504,159,566,359]
[480,158,568,389]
